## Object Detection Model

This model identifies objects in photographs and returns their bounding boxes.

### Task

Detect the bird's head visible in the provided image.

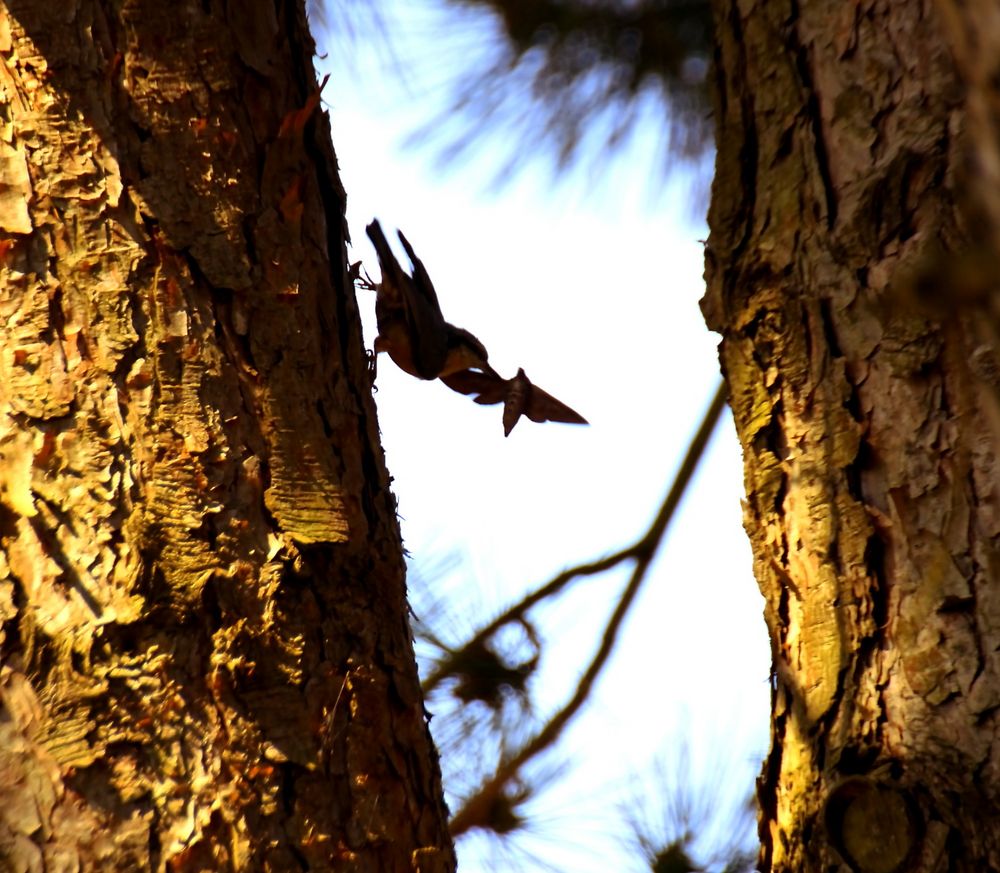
[441,326,494,376]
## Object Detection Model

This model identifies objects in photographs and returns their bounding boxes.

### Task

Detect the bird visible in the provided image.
[441,367,588,437]
[362,219,588,436]
[364,219,495,381]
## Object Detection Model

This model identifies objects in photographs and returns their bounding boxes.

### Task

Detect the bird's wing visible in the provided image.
[394,230,450,378]
[396,230,444,314]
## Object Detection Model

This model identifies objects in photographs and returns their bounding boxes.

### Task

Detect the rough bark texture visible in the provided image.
[704,0,1000,870]
[0,2,455,871]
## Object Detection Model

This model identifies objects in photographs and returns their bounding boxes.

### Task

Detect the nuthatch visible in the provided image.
[362,219,587,436]
[365,220,496,381]
[441,367,588,437]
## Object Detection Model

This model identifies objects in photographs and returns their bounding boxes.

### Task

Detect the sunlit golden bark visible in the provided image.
[0,2,453,870]
[705,0,1000,870]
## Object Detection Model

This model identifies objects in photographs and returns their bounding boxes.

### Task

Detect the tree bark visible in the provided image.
[704,0,1000,870]
[0,2,454,871]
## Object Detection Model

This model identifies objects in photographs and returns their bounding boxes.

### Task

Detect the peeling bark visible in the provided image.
[0,2,454,871]
[705,0,1000,870]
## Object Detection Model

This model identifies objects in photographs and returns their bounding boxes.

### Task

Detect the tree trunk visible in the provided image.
[704,0,1000,870]
[0,2,454,871]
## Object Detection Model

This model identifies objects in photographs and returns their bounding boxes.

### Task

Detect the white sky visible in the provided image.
[317,4,770,869]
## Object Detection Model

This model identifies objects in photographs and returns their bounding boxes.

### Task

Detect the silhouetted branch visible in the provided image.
[447,379,728,835]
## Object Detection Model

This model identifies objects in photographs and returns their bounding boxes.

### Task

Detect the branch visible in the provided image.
[447,379,728,836]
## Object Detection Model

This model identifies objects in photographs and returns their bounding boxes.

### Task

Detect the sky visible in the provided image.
[316,4,771,869]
